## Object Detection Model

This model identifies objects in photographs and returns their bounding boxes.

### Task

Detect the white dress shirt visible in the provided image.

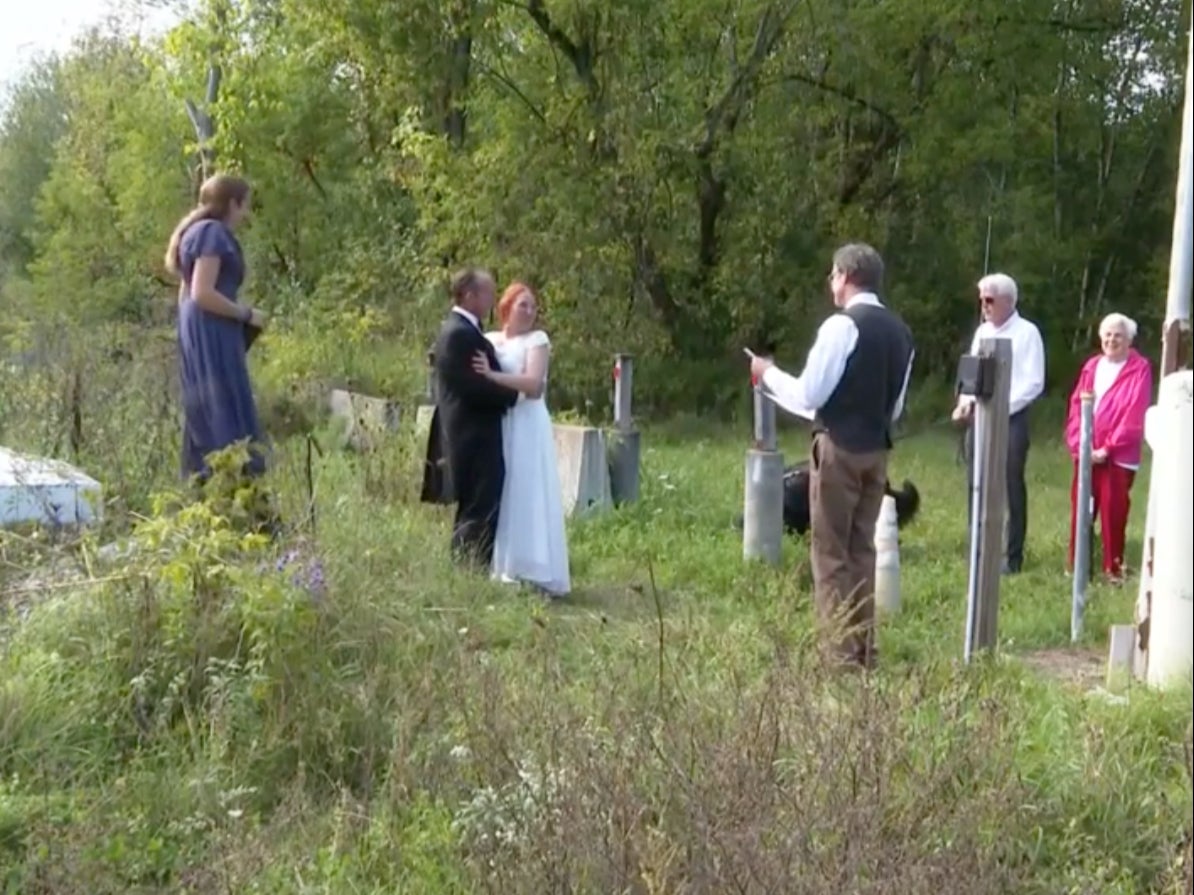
[1092,356,1124,413]
[958,311,1045,416]
[760,292,915,423]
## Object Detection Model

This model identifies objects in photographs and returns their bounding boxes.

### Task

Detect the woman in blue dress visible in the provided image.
[163,173,269,481]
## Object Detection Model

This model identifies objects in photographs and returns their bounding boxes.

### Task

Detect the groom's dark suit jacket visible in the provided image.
[420,309,518,504]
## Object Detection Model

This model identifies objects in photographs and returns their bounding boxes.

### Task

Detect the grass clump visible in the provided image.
[0,330,1190,893]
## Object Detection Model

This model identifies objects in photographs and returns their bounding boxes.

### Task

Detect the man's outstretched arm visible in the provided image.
[757,315,858,418]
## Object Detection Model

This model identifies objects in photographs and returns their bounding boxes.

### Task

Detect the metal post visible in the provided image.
[752,384,777,452]
[613,354,634,430]
[743,375,784,565]
[1071,392,1094,642]
[1135,12,1192,680]
[608,353,641,505]
[964,338,1012,663]
[962,405,986,662]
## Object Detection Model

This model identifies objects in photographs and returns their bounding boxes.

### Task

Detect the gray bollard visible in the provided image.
[1072,391,1095,642]
[743,377,784,565]
[608,353,641,505]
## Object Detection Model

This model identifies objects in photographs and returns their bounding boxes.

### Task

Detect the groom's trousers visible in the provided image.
[449,447,506,569]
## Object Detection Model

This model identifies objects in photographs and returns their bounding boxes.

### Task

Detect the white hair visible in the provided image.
[977,272,1019,307]
[1099,312,1137,342]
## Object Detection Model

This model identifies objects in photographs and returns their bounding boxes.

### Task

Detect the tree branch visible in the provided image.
[696,2,796,159]
[475,57,547,124]
[516,0,600,96]
[772,71,903,134]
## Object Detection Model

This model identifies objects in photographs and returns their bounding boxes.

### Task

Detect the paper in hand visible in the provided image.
[244,321,262,352]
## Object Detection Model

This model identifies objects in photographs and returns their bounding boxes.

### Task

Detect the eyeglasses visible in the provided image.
[980,296,997,305]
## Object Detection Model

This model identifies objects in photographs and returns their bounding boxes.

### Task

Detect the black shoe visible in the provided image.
[1001,561,1021,576]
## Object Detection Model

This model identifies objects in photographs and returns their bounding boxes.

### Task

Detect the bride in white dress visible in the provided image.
[471,282,571,597]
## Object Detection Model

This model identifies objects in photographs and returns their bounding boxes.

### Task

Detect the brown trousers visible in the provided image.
[809,431,889,669]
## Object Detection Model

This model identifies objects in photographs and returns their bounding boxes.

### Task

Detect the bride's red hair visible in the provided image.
[497,281,536,325]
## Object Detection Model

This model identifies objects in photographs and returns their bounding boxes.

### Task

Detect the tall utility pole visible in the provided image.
[1162,13,1193,376]
[1135,12,1192,680]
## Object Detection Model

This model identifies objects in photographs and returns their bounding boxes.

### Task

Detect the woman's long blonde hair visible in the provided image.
[163,173,251,277]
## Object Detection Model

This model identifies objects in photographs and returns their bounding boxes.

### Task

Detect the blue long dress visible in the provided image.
[176,218,265,479]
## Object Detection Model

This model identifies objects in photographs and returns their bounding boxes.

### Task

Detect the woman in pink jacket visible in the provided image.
[1064,312,1153,582]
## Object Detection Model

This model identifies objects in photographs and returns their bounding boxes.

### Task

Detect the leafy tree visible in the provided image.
[0,0,1186,412]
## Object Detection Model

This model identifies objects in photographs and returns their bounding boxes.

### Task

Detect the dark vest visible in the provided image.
[813,302,914,453]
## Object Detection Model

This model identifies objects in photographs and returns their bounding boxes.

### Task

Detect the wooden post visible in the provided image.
[964,337,1012,662]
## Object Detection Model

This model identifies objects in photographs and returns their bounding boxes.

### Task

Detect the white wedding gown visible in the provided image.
[487,329,571,596]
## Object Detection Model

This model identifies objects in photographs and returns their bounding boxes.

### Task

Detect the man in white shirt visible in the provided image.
[750,243,915,671]
[951,272,1046,574]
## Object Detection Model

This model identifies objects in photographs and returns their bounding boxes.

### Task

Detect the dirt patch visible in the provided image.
[1019,646,1107,688]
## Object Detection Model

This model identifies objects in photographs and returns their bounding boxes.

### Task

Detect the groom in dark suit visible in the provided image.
[422,267,520,568]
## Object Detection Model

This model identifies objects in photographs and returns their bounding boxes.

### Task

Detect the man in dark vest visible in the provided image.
[750,243,915,671]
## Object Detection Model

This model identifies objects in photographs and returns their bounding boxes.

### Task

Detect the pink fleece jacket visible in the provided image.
[1064,349,1153,467]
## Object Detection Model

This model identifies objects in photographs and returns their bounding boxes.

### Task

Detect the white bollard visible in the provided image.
[873,494,901,615]
[1145,370,1193,690]
[1107,624,1136,692]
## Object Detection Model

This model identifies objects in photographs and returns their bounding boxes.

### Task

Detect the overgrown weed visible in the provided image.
[0,325,1189,893]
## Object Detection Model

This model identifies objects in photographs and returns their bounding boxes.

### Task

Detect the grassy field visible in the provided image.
[1,356,1192,892]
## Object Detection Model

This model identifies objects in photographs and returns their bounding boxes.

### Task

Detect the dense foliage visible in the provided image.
[1,0,1189,414]
[1,5,1191,890]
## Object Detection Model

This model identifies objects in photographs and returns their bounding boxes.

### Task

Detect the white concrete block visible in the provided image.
[415,404,436,445]
[1106,624,1136,692]
[328,389,401,452]
[0,447,103,528]
[552,424,611,518]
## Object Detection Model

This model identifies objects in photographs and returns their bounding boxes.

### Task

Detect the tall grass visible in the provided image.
[0,324,1190,894]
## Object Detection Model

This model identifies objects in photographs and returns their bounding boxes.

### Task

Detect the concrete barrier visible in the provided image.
[328,389,401,452]
[0,447,103,528]
[414,404,436,445]
[553,424,612,518]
